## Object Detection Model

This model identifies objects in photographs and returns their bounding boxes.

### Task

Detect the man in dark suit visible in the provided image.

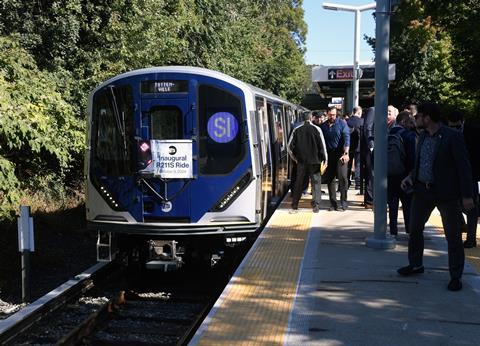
[397,102,475,291]
[347,106,363,189]
[447,110,479,248]
[361,107,375,207]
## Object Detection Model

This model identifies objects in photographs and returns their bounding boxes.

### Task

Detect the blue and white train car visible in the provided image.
[86,66,305,267]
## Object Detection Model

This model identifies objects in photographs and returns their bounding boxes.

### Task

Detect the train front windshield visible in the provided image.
[91,82,246,177]
[92,86,135,176]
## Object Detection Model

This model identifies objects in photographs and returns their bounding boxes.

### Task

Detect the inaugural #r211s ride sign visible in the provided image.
[152,140,193,179]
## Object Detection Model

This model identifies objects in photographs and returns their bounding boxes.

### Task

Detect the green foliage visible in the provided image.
[373,0,480,116]
[0,1,309,220]
[0,36,84,219]
[389,15,455,106]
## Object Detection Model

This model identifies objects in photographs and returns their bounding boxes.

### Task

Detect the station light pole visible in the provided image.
[366,0,395,249]
[322,2,376,112]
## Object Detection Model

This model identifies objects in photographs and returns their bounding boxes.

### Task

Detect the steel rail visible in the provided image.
[0,261,112,344]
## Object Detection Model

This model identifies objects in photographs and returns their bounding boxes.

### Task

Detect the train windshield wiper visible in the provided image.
[108,86,127,157]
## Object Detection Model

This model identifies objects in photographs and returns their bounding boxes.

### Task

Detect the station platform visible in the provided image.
[189,188,480,346]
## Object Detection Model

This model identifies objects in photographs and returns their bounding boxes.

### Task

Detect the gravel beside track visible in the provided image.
[0,205,97,317]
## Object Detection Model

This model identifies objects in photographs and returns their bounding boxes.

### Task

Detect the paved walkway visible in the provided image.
[286,189,480,345]
[191,188,480,345]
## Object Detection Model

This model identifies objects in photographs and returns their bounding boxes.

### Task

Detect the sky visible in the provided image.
[303,0,376,66]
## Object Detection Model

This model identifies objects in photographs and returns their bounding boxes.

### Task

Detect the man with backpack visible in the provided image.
[387,110,416,236]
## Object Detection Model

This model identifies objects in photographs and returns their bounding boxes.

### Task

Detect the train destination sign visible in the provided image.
[152,139,193,179]
[141,80,188,93]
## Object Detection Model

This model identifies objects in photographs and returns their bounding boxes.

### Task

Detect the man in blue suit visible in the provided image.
[397,102,475,291]
[321,106,350,211]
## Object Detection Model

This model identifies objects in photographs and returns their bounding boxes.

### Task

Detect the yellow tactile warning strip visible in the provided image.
[428,213,480,272]
[194,208,312,345]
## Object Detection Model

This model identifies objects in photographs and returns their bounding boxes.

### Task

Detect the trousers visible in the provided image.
[408,183,464,279]
[323,151,348,208]
[292,163,321,208]
[387,174,412,235]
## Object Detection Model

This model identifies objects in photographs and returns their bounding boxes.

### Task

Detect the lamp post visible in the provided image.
[322,2,376,112]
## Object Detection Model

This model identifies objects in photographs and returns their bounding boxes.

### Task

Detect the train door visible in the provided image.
[266,103,279,203]
[275,105,288,197]
[140,94,193,222]
[254,97,271,220]
[285,106,295,185]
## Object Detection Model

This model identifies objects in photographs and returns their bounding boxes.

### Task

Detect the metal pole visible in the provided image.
[353,9,360,110]
[19,205,32,302]
[366,0,395,249]
[21,250,31,303]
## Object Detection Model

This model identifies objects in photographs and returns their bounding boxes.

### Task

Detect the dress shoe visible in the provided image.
[313,206,320,213]
[447,278,462,291]
[328,205,338,211]
[364,203,373,210]
[397,265,424,276]
[390,226,398,236]
[463,240,477,248]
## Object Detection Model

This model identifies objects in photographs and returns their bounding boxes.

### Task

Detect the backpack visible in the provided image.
[387,128,406,176]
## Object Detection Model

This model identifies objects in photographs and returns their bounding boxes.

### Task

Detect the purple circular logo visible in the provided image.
[207,112,239,143]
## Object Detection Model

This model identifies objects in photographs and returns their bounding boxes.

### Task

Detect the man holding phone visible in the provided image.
[398,102,475,292]
[321,106,351,211]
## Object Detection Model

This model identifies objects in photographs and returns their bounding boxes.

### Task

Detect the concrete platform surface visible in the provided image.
[192,189,480,345]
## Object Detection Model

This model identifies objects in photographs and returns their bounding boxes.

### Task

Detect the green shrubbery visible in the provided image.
[0,0,310,220]
[0,36,84,218]
[368,0,480,115]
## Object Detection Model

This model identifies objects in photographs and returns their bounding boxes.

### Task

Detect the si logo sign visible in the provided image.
[207,112,239,143]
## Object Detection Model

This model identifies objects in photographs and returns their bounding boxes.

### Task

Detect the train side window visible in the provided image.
[198,84,245,175]
[150,106,183,139]
[274,106,285,151]
[93,85,134,176]
[272,106,285,151]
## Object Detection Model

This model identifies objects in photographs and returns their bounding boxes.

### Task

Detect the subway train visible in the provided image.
[85,66,305,269]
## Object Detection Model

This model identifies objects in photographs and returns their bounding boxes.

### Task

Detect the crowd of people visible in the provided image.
[287,102,479,291]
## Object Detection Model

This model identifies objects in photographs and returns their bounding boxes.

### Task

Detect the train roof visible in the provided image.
[90,66,298,107]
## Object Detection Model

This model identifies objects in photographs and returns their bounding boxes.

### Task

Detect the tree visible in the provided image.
[0,0,310,219]
[366,0,480,115]
[0,36,84,218]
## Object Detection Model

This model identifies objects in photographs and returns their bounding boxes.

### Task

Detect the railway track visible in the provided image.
[0,261,117,345]
[0,244,248,345]
[82,287,214,345]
